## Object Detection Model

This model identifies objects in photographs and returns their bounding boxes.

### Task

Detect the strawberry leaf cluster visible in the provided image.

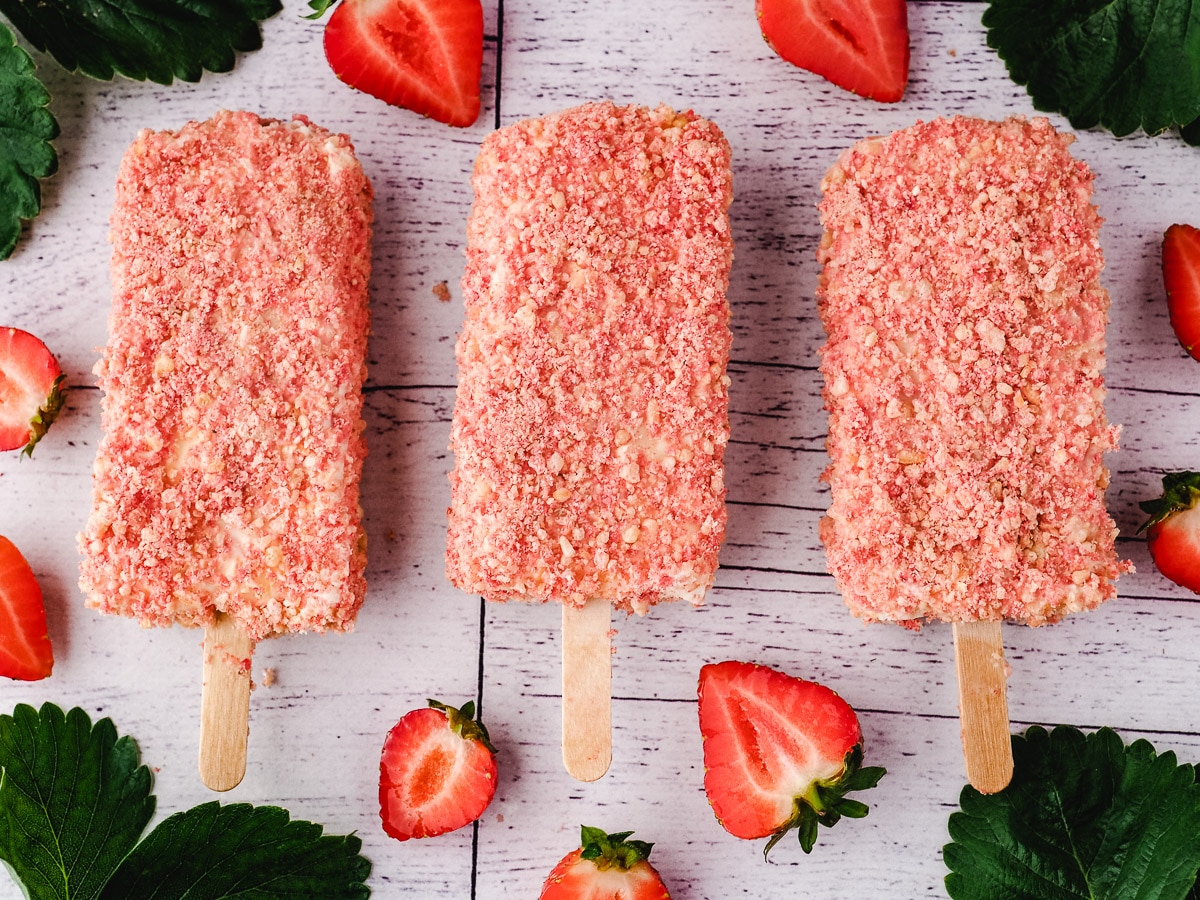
[770,745,886,856]
[0,703,371,899]
[1140,471,1200,529]
[944,725,1200,900]
[983,0,1200,144]
[579,826,654,871]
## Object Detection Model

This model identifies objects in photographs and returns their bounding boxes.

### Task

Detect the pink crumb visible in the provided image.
[446,102,734,615]
[818,116,1129,627]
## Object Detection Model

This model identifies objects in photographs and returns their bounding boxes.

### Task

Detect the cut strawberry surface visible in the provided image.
[0,327,64,456]
[698,660,884,855]
[757,0,909,102]
[0,536,53,681]
[539,826,671,900]
[1163,224,1200,360]
[1139,472,1200,595]
[323,0,483,127]
[379,699,496,840]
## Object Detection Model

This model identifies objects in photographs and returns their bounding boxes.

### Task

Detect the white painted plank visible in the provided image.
[0,0,1198,898]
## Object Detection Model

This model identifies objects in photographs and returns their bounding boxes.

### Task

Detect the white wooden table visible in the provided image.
[2,2,1199,896]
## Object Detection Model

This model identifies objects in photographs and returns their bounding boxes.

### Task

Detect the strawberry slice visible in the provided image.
[1139,472,1200,595]
[379,699,497,840]
[539,826,671,900]
[757,0,909,103]
[1162,224,1200,360]
[0,536,53,681]
[322,0,483,127]
[698,660,885,856]
[0,327,65,456]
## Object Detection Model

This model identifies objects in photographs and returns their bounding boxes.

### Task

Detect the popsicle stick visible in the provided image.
[953,620,1014,794]
[199,611,254,792]
[562,599,612,782]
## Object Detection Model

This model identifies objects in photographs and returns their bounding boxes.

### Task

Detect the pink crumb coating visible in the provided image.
[817,116,1129,628]
[446,101,734,614]
[79,110,373,641]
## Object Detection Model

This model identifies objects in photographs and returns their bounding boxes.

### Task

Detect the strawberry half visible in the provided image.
[1139,472,1200,595]
[0,536,53,681]
[0,327,65,456]
[698,660,885,856]
[379,699,497,840]
[756,0,909,103]
[539,826,671,900]
[321,0,483,127]
[1162,224,1200,360]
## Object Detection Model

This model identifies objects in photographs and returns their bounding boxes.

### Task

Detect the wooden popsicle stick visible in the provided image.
[953,619,1014,794]
[562,599,612,782]
[199,611,254,792]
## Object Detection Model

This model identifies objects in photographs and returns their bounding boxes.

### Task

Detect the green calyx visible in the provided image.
[22,374,65,457]
[427,699,497,754]
[578,826,653,871]
[1137,471,1200,532]
[763,744,886,858]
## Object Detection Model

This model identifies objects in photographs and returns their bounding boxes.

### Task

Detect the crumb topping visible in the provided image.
[446,101,734,613]
[817,116,1129,627]
[79,110,373,641]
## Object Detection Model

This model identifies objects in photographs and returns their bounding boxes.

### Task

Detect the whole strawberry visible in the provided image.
[539,826,671,900]
[1162,224,1200,360]
[1139,472,1200,594]
[698,660,885,857]
[379,699,496,840]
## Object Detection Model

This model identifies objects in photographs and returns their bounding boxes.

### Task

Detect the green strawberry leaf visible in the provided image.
[0,704,371,899]
[982,0,1200,139]
[303,0,338,20]
[0,23,58,261]
[100,802,370,898]
[0,703,154,900]
[0,0,283,84]
[944,725,1200,900]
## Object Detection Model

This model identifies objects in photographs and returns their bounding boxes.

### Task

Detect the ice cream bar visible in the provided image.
[446,101,734,615]
[818,116,1125,628]
[80,110,373,643]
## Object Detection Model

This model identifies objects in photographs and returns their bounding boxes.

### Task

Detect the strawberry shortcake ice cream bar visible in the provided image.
[818,116,1126,627]
[446,101,734,614]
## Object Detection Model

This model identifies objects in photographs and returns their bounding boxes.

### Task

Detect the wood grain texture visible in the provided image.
[199,613,254,791]
[561,601,612,782]
[1,1,1199,897]
[953,621,1013,794]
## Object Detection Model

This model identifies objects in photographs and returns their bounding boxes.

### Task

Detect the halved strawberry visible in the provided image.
[1139,472,1200,594]
[0,327,65,456]
[321,0,483,127]
[539,826,671,900]
[0,536,53,681]
[757,0,909,103]
[1163,224,1200,360]
[698,660,885,856]
[379,699,496,840]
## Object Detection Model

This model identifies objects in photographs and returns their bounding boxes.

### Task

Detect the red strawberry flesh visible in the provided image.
[0,536,53,681]
[0,327,64,456]
[324,0,483,127]
[379,700,496,840]
[1163,224,1200,360]
[756,0,909,102]
[698,660,884,855]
